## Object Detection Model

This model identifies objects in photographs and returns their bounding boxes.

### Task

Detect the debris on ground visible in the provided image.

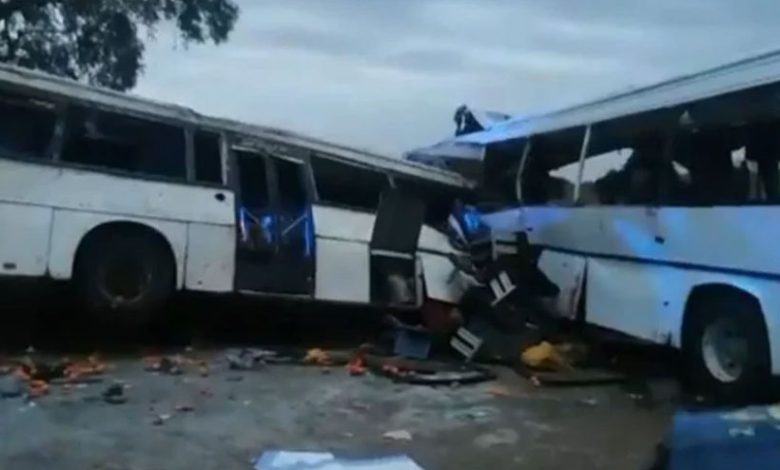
[380,359,494,386]
[473,428,519,450]
[102,383,127,405]
[151,413,172,426]
[520,341,572,371]
[578,398,599,407]
[487,384,513,397]
[225,348,280,370]
[382,430,413,441]
[392,324,432,360]
[303,348,331,366]
[0,374,24,398]
[346,356,367,376]
[63,354,107,381]
[144,355,183,375]
[254,451,424,470]
[0,354,108,399]
[27,379,49,398]
[175,403,195,413]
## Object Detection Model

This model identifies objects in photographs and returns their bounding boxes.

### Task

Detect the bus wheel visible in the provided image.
[75,228,174,325]
[683,291,770,403]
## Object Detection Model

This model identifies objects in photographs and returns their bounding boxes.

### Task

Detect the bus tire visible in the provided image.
[682,290,770,403]
[75,228,174,326]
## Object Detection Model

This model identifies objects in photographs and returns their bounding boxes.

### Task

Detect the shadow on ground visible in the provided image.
[0,280,391,354]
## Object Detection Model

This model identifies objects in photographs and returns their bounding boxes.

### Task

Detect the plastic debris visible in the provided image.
[520,341,571,371]
[102,383,126,405]
[151,413,172,426]
[254,451,424,470]
[303,348,331,366]
[382,430,413,441]
[144,356,183,375]
[346,357,367,376]
[226,348,278,370]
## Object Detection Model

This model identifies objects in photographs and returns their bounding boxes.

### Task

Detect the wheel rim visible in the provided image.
[98,254,151,306]
[701,316,749,383]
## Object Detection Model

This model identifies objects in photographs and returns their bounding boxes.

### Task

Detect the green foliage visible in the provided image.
[0,0,239,90]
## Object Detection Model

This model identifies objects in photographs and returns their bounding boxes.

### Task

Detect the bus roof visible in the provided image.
[409,47,780,162]
[0,63,472,189]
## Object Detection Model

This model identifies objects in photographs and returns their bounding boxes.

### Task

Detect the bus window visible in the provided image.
[578,132,690,206]
[520,154,577,205]
[0,90,57,160]
[578,149,633,205]
[311,156,390,211]
[61,106,186,179]
[194,130,222,184]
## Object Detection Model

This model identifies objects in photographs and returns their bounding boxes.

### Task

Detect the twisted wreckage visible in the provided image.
[4,50,780,401]
[409,49,780,400]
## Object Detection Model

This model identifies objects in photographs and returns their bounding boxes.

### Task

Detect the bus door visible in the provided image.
[369,189,426,306]
[234,149,314,295]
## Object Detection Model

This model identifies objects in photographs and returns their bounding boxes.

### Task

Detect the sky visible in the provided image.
[135,0,780,157]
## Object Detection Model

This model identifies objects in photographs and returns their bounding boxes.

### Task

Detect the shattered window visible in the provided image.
[0,90,58,160]
[673,123,780,205]
[61,106,186,179]
[520,154,577,205]
[311,156,390,211]
[577,149,633,205]
[194,130,223,184]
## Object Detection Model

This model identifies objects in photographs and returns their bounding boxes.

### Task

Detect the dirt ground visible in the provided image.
[0,288,677,470]
[0,356,676,470]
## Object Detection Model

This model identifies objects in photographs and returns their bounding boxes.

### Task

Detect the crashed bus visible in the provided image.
[0,64,474,324]
[409,50,780,399]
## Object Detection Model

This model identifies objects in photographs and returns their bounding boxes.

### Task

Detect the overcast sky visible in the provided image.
[135,0,780,156]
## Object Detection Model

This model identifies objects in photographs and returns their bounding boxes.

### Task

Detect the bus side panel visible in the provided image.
[0,159,235,226]
[537,250,585,320]
[0,202,52,277]
[185,223,235,292]
[315,238,370,303]
[311,205,372,303]
[586,258,683,343]
[48,209,187,288]
[420,252,469,304]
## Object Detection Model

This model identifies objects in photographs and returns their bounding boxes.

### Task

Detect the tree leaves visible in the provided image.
[0,0,240,90]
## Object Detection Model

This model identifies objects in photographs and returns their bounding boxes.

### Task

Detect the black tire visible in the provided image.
[682,291,771,403]
[75,229,174,326]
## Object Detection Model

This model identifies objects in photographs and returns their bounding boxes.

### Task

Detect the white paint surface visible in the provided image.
[0,203,52,276]
[0,159,236,292]
[482,204,780,373]
[185,223,235,292]
[420,253,469,304]
[0,159,234,225]
[312,205,375,242]
[315,238,370,303]
[537,251,585,320]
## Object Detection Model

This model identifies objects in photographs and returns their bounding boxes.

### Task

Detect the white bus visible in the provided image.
[0,64,474,325]
[410,50,780,399]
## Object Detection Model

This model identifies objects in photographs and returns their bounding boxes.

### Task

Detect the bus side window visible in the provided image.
[519,154,577,205]
[61,106,186,179]
[578,149,633,205]
[310,156,390,211]
[194,131,223,184]
[0,90,57,160]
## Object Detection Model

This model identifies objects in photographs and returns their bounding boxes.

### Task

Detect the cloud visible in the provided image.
[135,0,780,155]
